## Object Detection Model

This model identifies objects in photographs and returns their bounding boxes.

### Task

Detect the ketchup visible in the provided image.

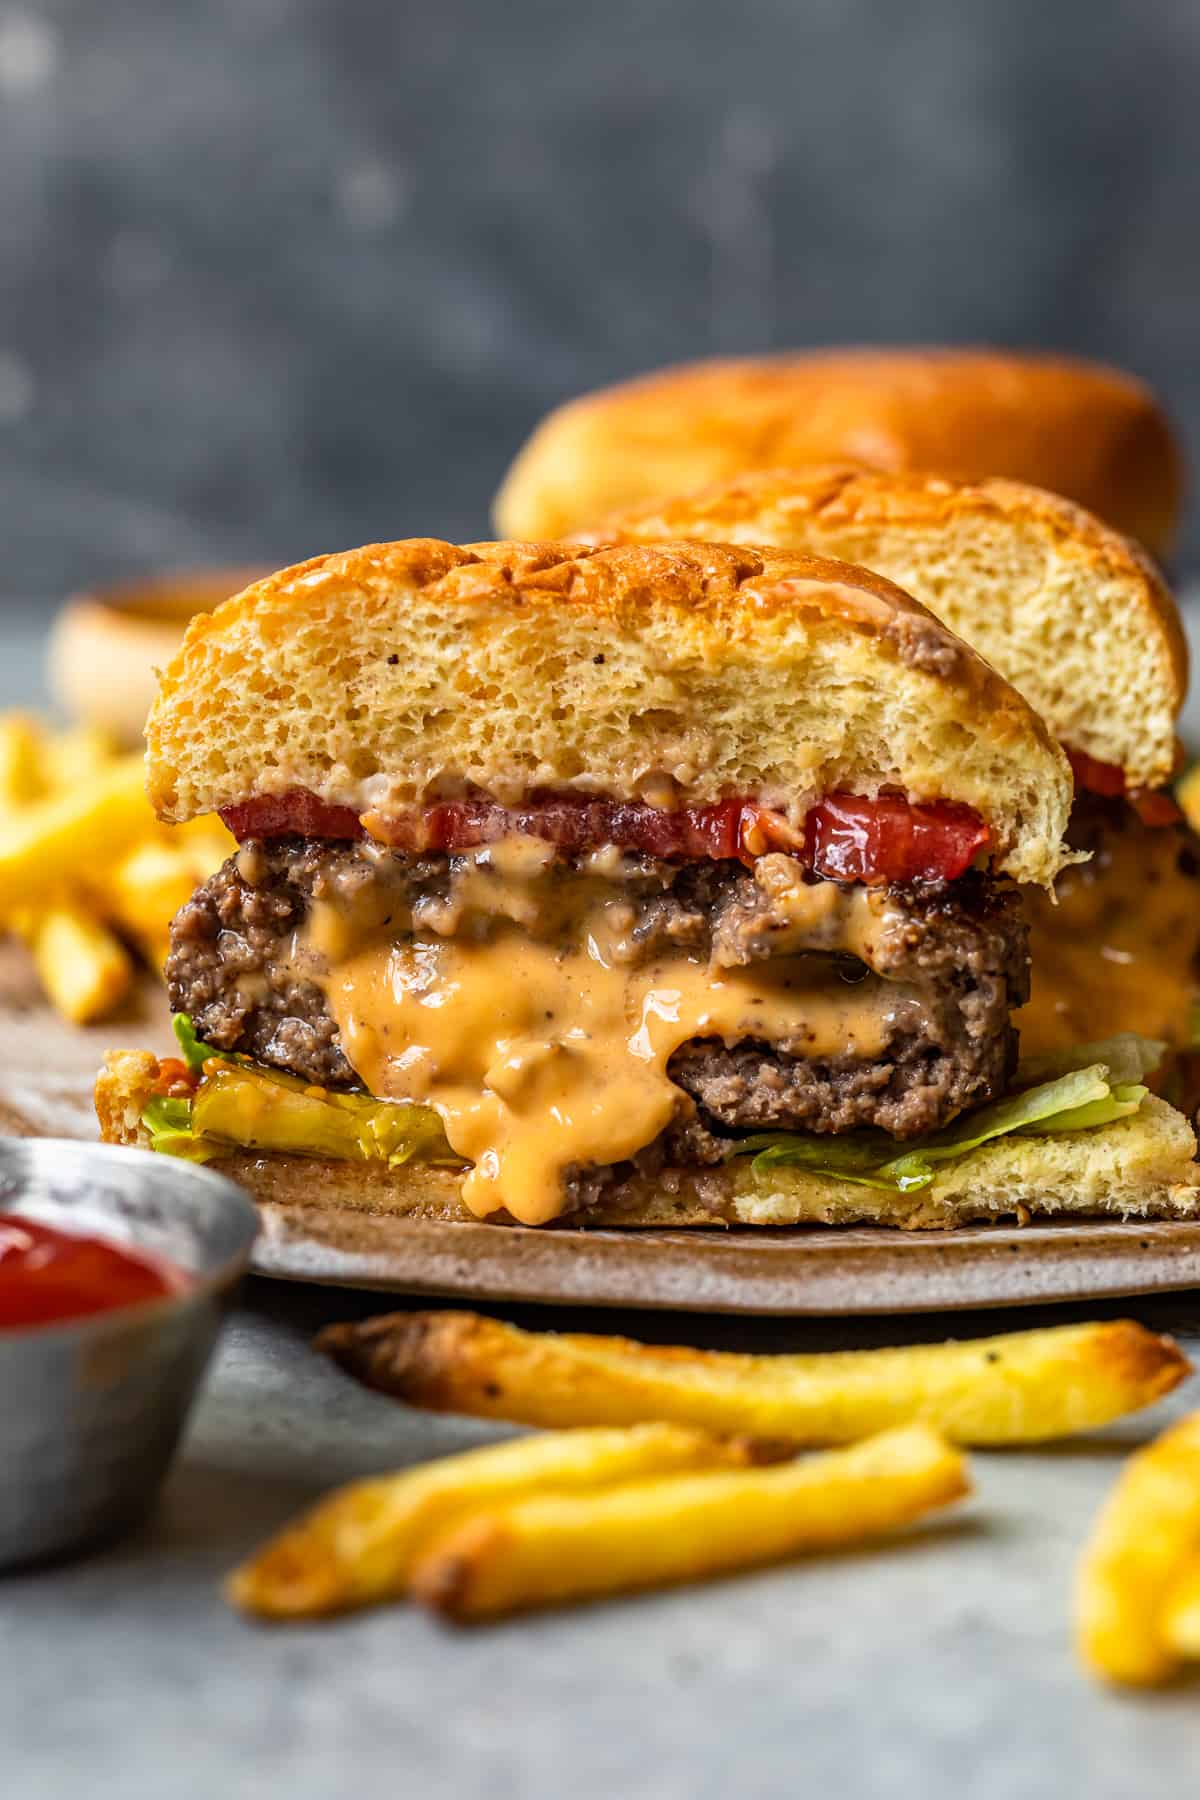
[0,1214,185,1330]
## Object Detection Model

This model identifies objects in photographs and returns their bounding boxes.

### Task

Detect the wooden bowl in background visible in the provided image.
[48,567,267,746]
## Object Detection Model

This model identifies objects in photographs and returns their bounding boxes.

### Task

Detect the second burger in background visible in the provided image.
[493,348,1185,561]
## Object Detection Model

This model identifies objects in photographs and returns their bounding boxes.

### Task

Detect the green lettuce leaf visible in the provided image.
[880,1065,1112,1187]
[172,1013,214,1073]
[735,1134,918,1192]
[1029,1083,1147,1134]
[737,1053,1155,1195]
[1015,1032,1165,1089]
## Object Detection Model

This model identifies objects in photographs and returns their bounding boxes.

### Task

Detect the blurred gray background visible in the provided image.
[3,0,1200,604]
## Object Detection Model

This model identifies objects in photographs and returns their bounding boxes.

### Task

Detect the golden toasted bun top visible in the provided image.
[146,536,1072,885]
[598,466,1187,790]
[494,348,1185,560]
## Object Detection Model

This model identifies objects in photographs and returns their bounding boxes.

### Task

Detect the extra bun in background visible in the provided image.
[596,466,1187,792]
[144,536,1072,887]
[493,349,1186,560]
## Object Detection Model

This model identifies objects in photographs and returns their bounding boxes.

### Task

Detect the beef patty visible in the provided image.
[167,837,1028,1150]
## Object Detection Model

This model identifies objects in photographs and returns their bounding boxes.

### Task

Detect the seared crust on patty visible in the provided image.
[671,874,1026,1138]
[166,840,1027,1146]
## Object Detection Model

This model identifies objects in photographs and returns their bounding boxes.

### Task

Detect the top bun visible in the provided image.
[145,537,1071,886]
[494,349,1185,560]
[597,467,1187,791]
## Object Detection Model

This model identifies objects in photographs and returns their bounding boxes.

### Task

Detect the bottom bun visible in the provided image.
[96,1051,1200,1231]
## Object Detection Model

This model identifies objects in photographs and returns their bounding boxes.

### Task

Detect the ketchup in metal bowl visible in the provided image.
[0,1213,186,1330]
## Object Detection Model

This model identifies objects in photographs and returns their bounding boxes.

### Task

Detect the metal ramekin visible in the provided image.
[0,1138,258,1569]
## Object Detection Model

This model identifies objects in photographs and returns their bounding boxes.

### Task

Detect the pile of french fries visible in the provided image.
[0,711,231,1022]
[227,1309,1200,1681]
[229,1417,968,1626]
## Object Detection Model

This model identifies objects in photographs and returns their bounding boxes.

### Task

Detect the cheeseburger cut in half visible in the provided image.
[596,466,1200,1096]
[96,539,1200,1229]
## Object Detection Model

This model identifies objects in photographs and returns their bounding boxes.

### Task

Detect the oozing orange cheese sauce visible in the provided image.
[1022,820,1200,1053]
[294,844,920,1225]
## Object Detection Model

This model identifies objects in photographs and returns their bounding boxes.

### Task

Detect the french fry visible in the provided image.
[0,712,227,1022]
[228,1422,784,1620]
[43,723,118,792]
[169,814,236,879]
[0,713,48,810]
[105,840,198,952]
[29,903,134,1024]
[412,1423,969,1623]
[1162,1555,1200,1660]
[316,1311,1189,1448]
[1076,1412,1200,1685]
[142,934,171,976]
[7,903,39,943]
[0,753,149,916]
[1176,762,1200,836]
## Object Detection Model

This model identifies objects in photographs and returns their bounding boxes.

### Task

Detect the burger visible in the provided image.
[593,466,1200,1100]
[96,538,1199,1228]
[493,348,1184,561]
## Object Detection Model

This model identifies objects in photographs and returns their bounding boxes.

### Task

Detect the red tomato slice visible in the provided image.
[1065,748,1128,798]
[804,792,991,885]
[362,795,747,859]
[1065,748,1180,828]
[218,787,989,883]
[1130,788,1183,828]
[220,792,366,841]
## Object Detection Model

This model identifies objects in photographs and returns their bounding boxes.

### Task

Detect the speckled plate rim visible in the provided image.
[250,1205,1200,1316]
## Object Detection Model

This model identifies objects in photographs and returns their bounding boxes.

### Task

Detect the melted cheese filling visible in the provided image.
[292,844,923,1226]
[1022,821,1200,1054]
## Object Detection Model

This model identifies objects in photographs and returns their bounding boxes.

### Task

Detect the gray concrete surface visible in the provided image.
[5,1282,1200,1800]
